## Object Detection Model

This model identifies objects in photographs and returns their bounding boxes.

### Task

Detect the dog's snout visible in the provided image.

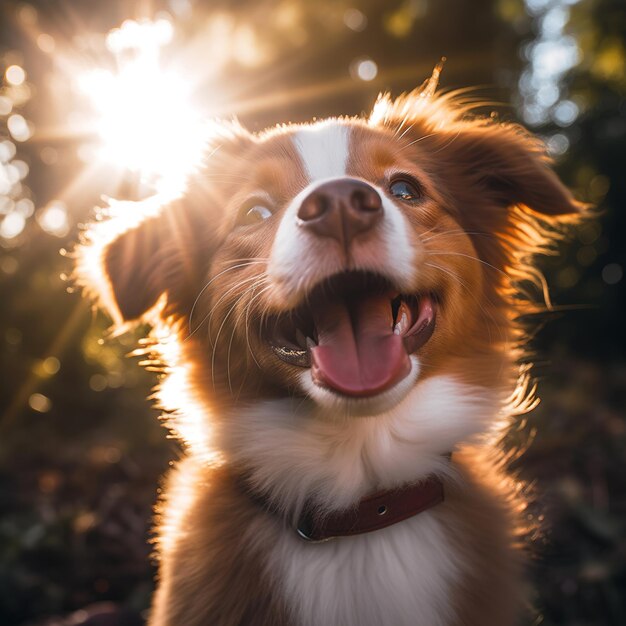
[297,179,383,248]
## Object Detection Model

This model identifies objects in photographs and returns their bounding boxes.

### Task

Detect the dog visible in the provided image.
[76,71,583,626]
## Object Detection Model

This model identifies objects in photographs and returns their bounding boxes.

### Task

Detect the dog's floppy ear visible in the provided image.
[76,193,209,326]
[76,120,255,326]
[429,120,587,279]
[441,122,585,219]
[432,121,588,276]
[371,85,584,220]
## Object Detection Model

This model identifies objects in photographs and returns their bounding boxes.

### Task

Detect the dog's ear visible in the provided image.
[439,122,585,219]
[371,86,584,220]
[429,121,588,276]
[76,193,209,326]
[76,121,254,326]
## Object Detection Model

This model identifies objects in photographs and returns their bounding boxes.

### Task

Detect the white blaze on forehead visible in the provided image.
[269,121,417,306]
[294,121,350,182]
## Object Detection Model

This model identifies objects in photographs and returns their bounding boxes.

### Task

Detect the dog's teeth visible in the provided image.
[295,329,307,348]
[306,336,316,349]
[393,310,410,336]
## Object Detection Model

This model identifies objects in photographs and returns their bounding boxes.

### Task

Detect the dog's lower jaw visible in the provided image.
[148,450,526,626]
[298,355,421,417]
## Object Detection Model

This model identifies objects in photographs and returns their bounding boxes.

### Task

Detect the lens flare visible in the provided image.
[77,19,205,198]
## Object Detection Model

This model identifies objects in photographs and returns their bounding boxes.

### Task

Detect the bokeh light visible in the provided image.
[351,57,378,81]
[602,263,623,285]
[343,8,368,32]
[28,392,52,413]
[37,202,70,237]
[0,95,12,115]
[5,64,26,86]
[36,33,55,54]
[0,140,16,162]
[7,113,33,141]
[0,211,25,239]
[519,0,583,156]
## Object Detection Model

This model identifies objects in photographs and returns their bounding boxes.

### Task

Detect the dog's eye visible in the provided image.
[389,178,422,203]
[241,204,273,225]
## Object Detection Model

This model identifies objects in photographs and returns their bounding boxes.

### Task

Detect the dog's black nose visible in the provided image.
[297,179,383,249]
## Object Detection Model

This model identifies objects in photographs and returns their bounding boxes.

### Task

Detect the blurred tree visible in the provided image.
[507,1,626,625]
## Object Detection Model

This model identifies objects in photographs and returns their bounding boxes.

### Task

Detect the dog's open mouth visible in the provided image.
[265,271,436,398]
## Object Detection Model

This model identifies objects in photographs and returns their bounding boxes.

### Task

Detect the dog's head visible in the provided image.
[77,85,583,426]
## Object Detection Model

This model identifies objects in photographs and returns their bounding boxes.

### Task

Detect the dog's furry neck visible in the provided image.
[217,374,504,518]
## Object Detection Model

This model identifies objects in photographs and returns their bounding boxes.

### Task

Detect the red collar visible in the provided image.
[239,473,444,542]
[296,476,444,542]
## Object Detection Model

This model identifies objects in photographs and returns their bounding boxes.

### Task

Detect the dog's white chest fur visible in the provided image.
[225,375,502,626]
[270,510,459,626]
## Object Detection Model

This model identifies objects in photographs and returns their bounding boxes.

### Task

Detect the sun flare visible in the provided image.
[77,19,206,198]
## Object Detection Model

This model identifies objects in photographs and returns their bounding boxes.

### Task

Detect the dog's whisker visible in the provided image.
[187,260,268,338]
[220,280,273,395]
[210,278,268,392]
[227,280,271,389]
[188,272,265,342]
[243,282,273,370]
[421,229,499,244]
[252,284,281,344]
[430,127,462,154]
[205,275,267,336]
[211,298,242,392]
[427,251,511,280]
[394,121,417,143]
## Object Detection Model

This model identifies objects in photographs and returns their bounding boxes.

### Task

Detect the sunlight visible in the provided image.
[150,321,221,465]
[77,19,206,198]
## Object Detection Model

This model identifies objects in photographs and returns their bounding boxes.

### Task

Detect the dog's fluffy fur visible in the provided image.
[76,77,583,625]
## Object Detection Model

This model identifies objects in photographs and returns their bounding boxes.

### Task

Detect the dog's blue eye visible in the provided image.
[389,179,422,203]
[244,205,273,224]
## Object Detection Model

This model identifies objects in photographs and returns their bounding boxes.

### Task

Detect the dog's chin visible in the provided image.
[298,356,420,418]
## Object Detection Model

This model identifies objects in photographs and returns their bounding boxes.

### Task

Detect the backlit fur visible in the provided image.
[76,78,583,626]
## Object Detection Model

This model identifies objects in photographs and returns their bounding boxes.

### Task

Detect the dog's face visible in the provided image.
[197,119,486,416]
[79,89,581,422]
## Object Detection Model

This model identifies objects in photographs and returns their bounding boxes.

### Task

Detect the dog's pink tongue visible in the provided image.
[311,293,411,397]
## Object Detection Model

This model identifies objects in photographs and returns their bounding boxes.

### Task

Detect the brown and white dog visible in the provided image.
[77,75,583,626]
